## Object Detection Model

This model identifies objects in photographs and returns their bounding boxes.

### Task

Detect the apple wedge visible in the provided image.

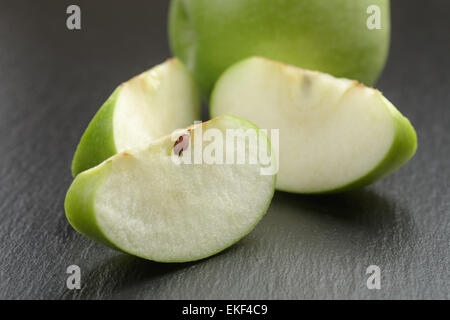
[210,57,417,193]
[65,115,276,262]
[71,58,201,176]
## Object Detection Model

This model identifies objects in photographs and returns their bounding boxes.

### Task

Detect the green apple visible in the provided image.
[65,115,276,262]
[210,57,417,193]
[71,58,201,176]
[169,0,390,96]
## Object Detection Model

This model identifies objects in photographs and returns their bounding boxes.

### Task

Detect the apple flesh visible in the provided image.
[71,58,201,176]
[210,57,417,193]
[65,115,276,262]
[169,0,390,96]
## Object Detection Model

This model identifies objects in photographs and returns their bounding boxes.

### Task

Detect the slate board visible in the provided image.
[0,0,448,299]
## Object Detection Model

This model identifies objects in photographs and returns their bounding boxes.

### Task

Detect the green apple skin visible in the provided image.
[169,0,390,96]
[65,115,276,263]
[65,162,119,250]
[71,89,119,178]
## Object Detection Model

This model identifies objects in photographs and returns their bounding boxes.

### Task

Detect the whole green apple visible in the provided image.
[169,0,390,96]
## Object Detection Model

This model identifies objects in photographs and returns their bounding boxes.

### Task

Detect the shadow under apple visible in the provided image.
[63,236,247,299]
[63,187,417,299]
[265,187,417,263]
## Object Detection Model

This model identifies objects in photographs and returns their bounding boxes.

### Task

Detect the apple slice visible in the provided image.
[71,58,201,176]
[210,57,417,193]
[65,115,276,262]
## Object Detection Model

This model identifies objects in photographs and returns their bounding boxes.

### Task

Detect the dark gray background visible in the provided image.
[0,0,448,299]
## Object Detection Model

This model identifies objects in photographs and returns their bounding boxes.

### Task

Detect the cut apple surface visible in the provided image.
[65,115,276,262]
[210,57,417,193]
[71,58,201,176]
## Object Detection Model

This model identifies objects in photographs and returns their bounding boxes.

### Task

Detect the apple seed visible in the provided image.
[174,132,190,156]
